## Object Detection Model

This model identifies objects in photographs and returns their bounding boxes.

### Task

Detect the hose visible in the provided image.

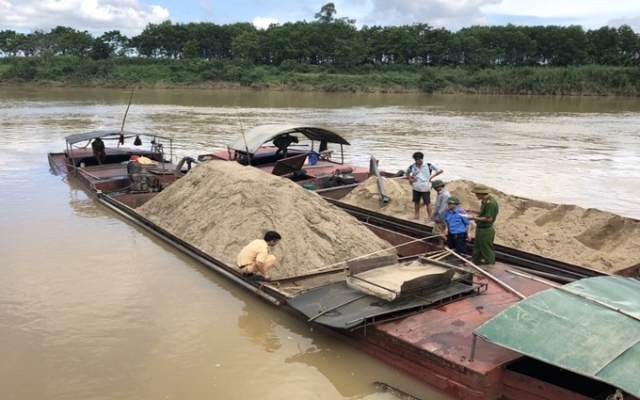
[174,156,200,178]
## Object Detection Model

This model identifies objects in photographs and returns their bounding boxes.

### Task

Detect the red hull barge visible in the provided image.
[49,127,640,400]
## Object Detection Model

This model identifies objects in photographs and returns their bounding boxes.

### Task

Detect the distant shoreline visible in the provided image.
[2,58,639,96]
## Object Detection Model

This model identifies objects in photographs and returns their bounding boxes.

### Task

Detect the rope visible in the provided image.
[606,390,624,400]
[306,234,441,274]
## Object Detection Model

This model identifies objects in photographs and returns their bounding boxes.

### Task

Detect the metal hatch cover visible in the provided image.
[288,279,484,330]
[474,276,640,398]
[271,153,308,176]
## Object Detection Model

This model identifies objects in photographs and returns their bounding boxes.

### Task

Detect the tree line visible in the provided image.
[1,3,639,68]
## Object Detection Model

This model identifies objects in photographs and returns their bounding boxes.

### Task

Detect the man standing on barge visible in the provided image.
[237,231,282,281]
[406,152,443,222]
[430,179,450,245]
[443,196,472,254]
[467,184,499,265]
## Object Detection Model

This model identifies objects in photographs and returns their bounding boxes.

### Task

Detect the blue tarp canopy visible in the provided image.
[475,276,640,397]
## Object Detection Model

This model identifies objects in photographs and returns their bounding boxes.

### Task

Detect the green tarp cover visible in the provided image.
[475,276,640,397]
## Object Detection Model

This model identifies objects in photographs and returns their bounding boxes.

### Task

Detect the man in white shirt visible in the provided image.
[406,151,443,222]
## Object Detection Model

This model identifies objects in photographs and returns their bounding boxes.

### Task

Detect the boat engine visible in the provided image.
[127,161,149,192]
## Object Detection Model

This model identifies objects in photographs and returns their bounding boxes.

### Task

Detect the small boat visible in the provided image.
[206,124,404,189]
[49,127,640,400]
[48,129,182,194]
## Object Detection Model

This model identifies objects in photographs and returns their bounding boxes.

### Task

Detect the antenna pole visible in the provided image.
[236,108,251,166]
[121,87,135,132]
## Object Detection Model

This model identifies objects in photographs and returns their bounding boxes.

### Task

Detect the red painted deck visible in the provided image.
[358,264,557,399]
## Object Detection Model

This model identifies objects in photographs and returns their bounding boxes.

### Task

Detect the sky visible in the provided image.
[1,0,640,37]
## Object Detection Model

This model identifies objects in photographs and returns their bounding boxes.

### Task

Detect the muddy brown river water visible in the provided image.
[1,87,640,400]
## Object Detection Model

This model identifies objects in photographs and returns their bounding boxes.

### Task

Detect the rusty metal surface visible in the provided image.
[372,264,552,377]
[48,153,70,175]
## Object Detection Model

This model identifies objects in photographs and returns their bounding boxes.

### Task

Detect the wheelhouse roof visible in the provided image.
[64,130,171,145]
[227,125,350,154]
[475,276,640,397]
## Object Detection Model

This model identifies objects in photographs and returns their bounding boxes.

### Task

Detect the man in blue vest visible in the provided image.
[443,196,472,254]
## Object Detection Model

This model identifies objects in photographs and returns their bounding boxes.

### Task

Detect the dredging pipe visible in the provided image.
[369,156,390,203]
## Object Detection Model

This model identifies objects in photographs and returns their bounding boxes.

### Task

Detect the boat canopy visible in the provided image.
[474,276,640,397]
[227,125,350,154]
[65,130,171,145]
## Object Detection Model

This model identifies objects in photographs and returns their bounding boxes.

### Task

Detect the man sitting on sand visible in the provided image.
[237,231,282,281]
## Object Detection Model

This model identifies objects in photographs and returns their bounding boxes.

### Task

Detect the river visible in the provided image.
[1,87,640,400]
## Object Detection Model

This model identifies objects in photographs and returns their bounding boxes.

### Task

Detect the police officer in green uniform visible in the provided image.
[467,184,499,264]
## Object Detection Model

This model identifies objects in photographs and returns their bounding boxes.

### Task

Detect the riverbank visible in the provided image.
[2,57,640,95]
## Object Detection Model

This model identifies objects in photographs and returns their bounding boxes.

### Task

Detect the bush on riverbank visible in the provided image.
[1,56,639,95]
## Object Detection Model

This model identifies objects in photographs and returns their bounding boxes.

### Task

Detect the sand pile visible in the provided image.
[341,176,415,218]
[137,161,395,279]
[341,178,640,273]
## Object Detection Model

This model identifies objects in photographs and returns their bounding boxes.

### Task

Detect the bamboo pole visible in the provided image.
[120,87,134,132]
[308,294,368,322]
[307,234,441,273]
[506,269,560,287]
[78,167,101,180]
[444,247,526,299]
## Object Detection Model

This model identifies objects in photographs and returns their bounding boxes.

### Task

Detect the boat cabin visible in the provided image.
[60,130,173,168]
[223,125,349,167]
[48,129,178,194]
[206,125,388,189]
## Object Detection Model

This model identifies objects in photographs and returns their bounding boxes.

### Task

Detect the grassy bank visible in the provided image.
[1,57,640,95]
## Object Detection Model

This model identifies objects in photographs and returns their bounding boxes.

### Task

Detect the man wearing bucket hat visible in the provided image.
[443,196,473,254]
[467,184,499,264]
[430,180,450,242]
[406,151,443,221]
